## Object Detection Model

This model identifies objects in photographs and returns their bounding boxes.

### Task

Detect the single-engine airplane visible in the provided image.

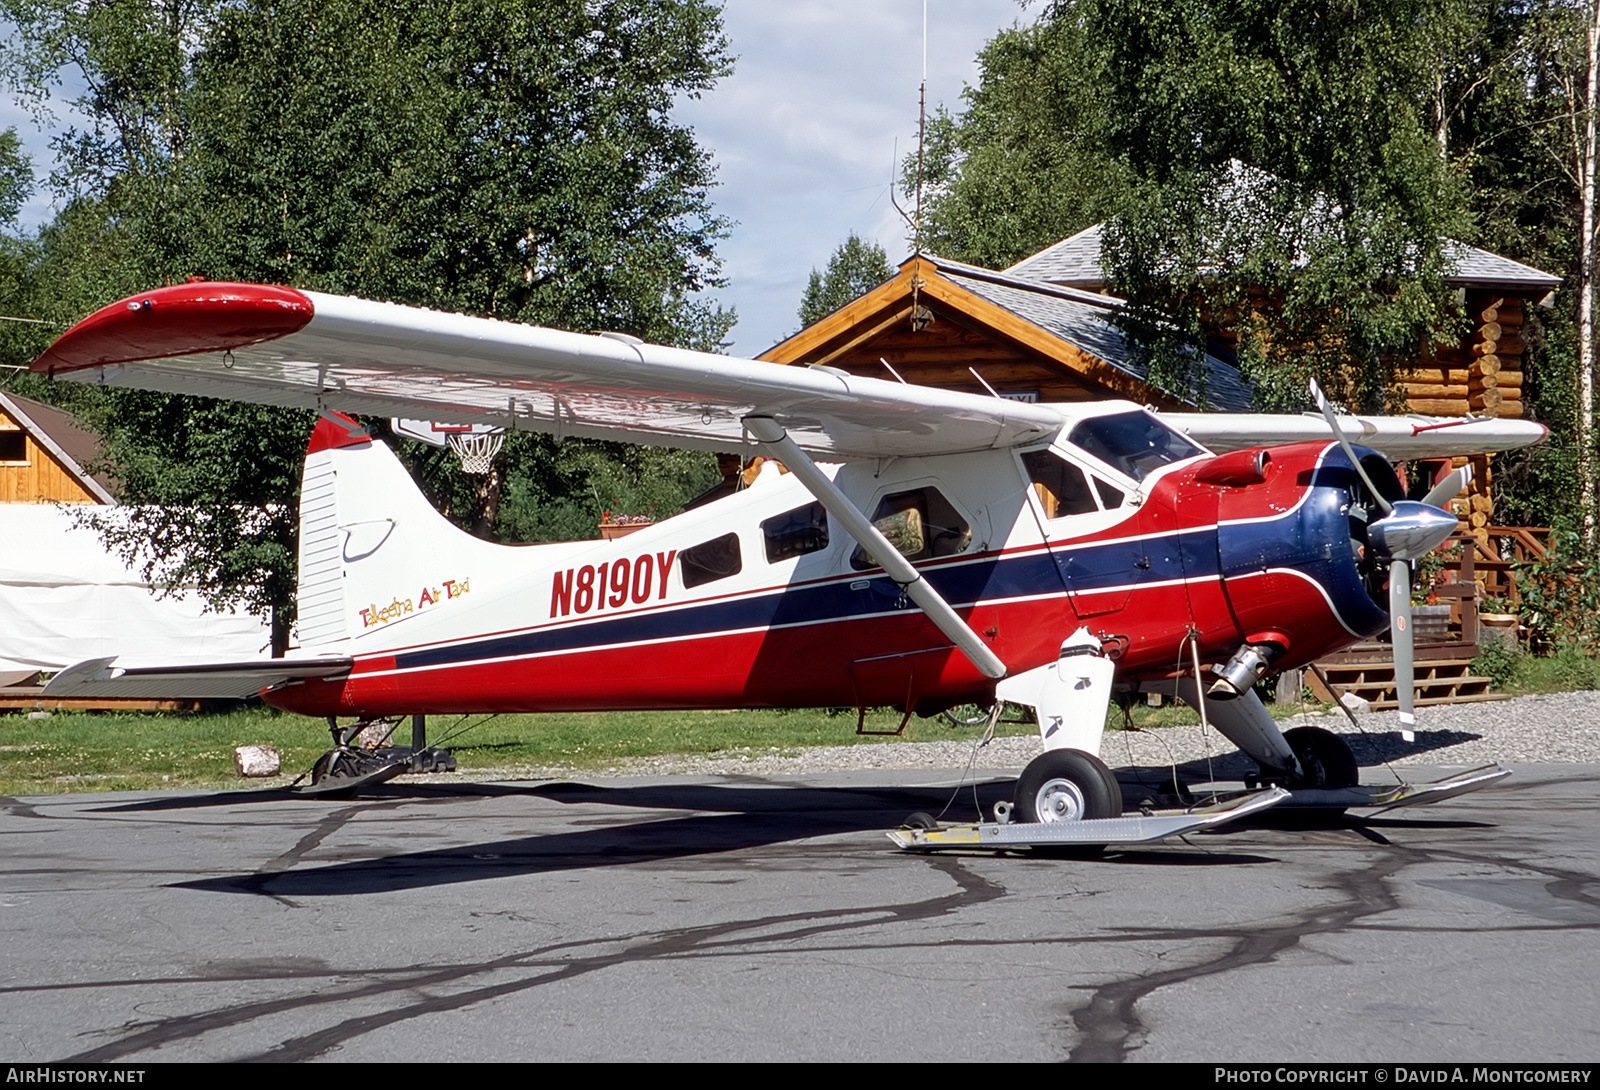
[32,282,1546,833]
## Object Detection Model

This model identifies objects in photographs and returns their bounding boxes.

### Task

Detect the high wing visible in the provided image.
[32,282,1547,461]
[31,283,1063,461]
[1162,410,1547,460]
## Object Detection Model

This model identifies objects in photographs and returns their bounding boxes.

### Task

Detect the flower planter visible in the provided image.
[1479,612,1520,652]
[1411,603,1452,644]
[599,520,652,540]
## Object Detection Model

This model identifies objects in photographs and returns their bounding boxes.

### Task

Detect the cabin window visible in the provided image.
[762,502,828,563]
[1069,411,1202,481]
[680,533,743,589]
[1093,477,1126,509]
[0,431,26,463]
[1021,450,1098,519]
[850,488,971,571]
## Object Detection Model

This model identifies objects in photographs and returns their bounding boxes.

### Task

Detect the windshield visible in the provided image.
[1068,411,1204,482]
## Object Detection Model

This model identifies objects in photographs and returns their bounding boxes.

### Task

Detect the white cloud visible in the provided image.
[682,1,1030,353]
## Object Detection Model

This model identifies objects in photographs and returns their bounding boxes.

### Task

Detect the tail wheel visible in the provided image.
[1284,726,1358,789]
[1015,749,1121,824]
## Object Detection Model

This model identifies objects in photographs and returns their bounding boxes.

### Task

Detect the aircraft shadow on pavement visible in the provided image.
[165,776,1283,898]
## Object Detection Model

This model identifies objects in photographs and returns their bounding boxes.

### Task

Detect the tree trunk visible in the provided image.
[1582,0,1600,555]
[271,603,292,659]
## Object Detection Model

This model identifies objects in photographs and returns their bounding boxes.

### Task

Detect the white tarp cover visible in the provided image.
[0,505,272,672]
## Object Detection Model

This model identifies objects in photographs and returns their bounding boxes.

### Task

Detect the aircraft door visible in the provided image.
[1020,449,1138,619]
[837,478,986,709]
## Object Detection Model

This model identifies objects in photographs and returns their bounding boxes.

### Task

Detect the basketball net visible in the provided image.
[447,432,505,475]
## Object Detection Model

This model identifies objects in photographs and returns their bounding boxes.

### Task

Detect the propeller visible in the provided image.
[1422,462,1474,510]
[1310,379,1393,516]
[1309,381,1462,743]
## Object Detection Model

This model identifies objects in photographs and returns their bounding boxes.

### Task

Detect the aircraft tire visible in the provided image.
[1015,749,1120,824]
[1284,726,1359,789]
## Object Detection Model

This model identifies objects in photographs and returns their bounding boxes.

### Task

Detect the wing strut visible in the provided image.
[743,415,1007,680]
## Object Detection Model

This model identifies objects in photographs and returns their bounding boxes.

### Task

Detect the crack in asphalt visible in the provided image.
[1064,850,1408,1062]
[63,853,1004,1062]
[1059,821,1600,1063]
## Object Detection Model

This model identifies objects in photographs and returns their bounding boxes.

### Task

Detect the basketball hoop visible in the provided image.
[447,431,505,474]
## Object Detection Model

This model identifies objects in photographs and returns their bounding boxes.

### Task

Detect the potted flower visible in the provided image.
[1478,594,1520,651]
[598,510,654,540]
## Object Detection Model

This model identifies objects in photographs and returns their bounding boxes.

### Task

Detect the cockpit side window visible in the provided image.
[1021,450,1098,519]
[1069,411,1203,481]
[1094,477,1126,509]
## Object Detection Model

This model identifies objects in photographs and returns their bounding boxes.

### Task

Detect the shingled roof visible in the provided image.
[1007,223,1562,294]
[925,256,1256,411]
[761,253,1255,412]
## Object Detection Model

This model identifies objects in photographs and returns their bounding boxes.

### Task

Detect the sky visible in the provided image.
[2,1,1032,356]
[680,1,1029,354]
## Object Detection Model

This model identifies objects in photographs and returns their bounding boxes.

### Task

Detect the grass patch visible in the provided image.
[1473,645,1600,695]
[0,703,1043,796]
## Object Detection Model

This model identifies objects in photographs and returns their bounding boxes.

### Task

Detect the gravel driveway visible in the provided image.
[454,689,1600,783]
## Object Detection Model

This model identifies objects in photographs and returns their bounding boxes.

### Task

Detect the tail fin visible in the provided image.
[295,414,503,651]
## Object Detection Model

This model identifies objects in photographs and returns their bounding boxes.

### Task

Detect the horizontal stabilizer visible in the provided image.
[43,656,353,700]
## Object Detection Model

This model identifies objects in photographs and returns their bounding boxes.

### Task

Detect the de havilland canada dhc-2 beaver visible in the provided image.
[32,282,1545,848]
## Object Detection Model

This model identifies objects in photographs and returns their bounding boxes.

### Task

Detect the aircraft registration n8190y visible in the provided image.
[33,282,1547,844]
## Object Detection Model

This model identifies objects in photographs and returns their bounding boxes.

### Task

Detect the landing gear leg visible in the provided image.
[994,627,1124,822]
[301,713,457,796]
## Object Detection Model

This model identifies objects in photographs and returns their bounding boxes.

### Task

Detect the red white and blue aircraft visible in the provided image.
[33,282,1545,826]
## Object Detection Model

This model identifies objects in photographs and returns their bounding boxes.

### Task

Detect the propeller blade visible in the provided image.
[1389,560,1416,742]
[1421,463,1474,510]
[1310,379,1394,515]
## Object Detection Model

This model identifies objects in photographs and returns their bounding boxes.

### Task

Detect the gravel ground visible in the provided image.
[451,689,1600,784]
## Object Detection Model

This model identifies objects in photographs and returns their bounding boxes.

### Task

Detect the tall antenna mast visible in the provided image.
[914,0,927,255]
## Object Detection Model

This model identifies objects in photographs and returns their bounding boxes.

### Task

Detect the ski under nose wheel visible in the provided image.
[1014,749,1121,824]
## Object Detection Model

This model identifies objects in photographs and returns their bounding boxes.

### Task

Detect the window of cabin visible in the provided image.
[0,431,26,464]
[1069,411,1203,482]
[762,502,828,563]
[680,533,743,589]
[1094,477,1126,509]
[1021,449,1098,519]
[850,488,971,571]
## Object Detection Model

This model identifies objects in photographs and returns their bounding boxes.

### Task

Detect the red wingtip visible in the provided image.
[307,412,371,455]
[31,282,314,375]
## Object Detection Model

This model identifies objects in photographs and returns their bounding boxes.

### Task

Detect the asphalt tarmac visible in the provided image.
[1,761,1596,1062]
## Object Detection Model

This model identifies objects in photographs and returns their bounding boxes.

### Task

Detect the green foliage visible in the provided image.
[76,396,315,655]
[1472,642,1527,689]
[915,1,1520,410]
[1514,528,1600,650]
[912,17,1123,268]
[0,129,31,223]
[1087,0,1472,408]
[0,0,737,648]
[397,432,722,544]
[796,233,894,329]
[1548,645,1600,691]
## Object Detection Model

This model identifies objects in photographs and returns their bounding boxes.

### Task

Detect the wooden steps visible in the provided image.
[1308,654,1509,710]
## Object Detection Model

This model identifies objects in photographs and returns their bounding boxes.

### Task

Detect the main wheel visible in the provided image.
[1014,749,1121,824]
[1283,726,1358,789]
